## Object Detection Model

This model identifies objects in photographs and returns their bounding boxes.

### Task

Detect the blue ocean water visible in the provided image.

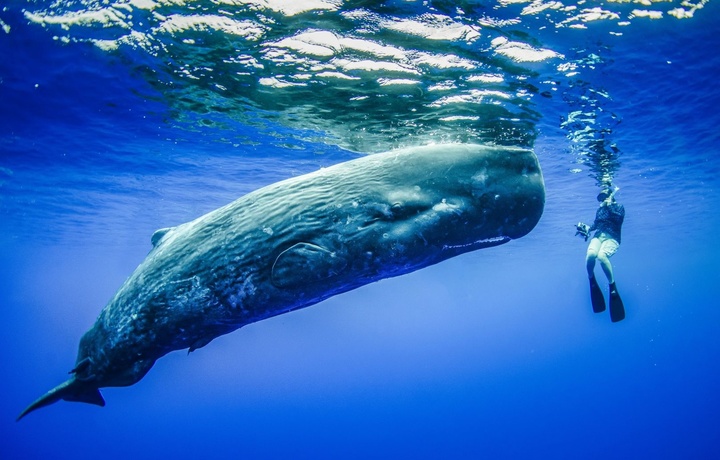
[1,0,720,458]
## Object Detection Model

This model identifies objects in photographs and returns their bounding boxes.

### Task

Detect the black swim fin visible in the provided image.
[589,276,606,313]
[609,283,626,322]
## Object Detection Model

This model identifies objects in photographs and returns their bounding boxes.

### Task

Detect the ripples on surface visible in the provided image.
[18,0,709,153]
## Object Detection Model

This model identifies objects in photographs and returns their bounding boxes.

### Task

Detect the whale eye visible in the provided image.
[389,201,429,219]
[362,199,430,227]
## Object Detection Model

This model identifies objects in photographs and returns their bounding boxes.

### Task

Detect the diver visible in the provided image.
[575,186,626,322]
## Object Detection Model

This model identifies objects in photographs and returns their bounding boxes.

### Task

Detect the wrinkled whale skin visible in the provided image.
[18,143,544,419]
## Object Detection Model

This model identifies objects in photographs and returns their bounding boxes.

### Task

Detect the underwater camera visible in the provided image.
[575,223,590,241]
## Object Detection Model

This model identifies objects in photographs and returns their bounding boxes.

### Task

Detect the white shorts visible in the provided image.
[587,233,619,259]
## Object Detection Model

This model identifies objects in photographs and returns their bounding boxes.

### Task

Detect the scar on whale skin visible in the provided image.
[17,143,545,420]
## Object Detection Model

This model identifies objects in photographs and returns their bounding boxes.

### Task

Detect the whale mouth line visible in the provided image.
[442,236,510,250]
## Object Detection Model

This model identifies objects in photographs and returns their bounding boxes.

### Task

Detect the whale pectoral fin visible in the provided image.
[150,227,174,248]
[272,242,347,289]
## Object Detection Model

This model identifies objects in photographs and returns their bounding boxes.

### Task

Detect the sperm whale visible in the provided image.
[18,143,545,420]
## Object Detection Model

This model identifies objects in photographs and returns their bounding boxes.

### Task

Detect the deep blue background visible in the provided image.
[2,2,720,459]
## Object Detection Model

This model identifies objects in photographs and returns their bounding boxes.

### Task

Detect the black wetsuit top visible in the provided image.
[590,202,625,243]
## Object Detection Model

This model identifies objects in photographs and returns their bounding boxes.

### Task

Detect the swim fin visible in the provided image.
[589,276,606,313]
[609,282,626,322]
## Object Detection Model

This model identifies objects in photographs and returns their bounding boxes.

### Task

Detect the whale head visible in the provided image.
[359,146,542,264]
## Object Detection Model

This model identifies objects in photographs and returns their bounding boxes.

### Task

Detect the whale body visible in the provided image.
[18,143,545,419]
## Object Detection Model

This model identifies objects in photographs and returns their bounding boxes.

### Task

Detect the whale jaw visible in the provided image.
[16,377,105,421]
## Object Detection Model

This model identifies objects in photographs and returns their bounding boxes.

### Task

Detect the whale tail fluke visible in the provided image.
[16,377,105,421]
